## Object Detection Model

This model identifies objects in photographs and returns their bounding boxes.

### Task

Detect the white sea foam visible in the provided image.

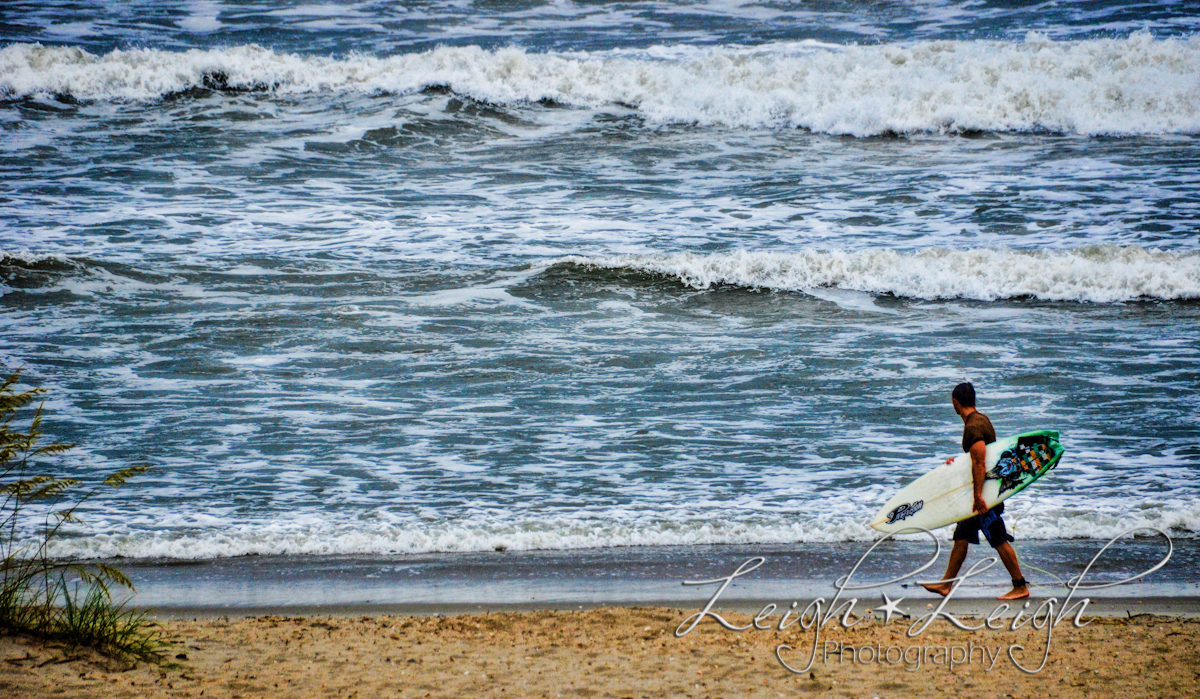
[557,245,1200,302]
[0,250,69,265]
[3,34,1199,135]
[39,502,1200,560]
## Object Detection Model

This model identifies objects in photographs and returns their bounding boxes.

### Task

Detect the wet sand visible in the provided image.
[3,604,1198,698]
[120,538,1200,611]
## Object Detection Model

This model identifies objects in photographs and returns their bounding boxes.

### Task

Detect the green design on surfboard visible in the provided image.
[987,429,1065,497]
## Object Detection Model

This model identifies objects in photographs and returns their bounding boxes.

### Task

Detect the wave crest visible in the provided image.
[3,34,1199,135]
[556,246,1200,302]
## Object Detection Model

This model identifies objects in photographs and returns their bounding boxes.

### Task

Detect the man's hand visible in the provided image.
[973,494,988,516]
[944,456,955,465]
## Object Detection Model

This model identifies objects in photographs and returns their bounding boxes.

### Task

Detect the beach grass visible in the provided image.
[0,369,162,661]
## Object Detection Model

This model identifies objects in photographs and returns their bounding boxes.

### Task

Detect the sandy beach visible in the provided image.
[3,604,1197,699]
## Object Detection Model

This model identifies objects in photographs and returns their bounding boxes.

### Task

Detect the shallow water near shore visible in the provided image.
[117,538,1199,614]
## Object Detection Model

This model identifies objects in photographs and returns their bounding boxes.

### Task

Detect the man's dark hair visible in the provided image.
[952,382,976,408]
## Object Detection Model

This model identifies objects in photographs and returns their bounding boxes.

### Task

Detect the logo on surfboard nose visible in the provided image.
[885,500,924,524]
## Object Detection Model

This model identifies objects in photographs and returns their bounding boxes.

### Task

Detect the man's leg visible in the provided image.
[920,538,969,597]
[994,541,1029,601]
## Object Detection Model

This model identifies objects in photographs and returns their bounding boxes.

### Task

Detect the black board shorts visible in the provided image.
[953,501,1014,548]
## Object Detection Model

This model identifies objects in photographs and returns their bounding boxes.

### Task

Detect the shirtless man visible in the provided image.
[921,382,1030,601]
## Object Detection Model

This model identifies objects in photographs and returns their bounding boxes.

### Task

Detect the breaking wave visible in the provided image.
[3,33,1199,135]
[556,246,1200,302]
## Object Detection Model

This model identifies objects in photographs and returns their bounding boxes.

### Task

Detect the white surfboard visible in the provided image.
[870,430,1064,534]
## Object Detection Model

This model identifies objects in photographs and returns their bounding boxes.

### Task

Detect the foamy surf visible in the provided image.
[39,502,1200,560]
[0,250,70,265]
[557,245,1200,303]
[3,33,1199,135]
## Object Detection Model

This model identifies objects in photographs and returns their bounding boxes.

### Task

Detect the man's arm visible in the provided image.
[969,440,988,515]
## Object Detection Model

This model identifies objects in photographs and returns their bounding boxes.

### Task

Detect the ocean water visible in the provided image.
[2,1,1198,562]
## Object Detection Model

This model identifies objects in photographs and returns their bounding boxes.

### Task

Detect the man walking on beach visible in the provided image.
[921,383,1029,601]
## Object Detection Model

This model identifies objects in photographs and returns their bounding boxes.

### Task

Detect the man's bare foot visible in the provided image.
[997,585,1029,601]
[920,582,952,597]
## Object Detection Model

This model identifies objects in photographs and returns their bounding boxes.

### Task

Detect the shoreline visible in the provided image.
[138,595,1200,620]
[115,539,1198,613]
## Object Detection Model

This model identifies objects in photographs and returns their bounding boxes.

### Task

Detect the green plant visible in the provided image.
[0,369,162,661]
